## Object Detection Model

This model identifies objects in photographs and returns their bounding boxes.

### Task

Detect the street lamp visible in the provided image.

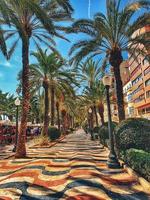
[13,97,20,152]
[103,75,121,168]
[88,107,94,140]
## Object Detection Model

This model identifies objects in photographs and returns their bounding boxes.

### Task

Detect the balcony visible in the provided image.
[142,64,150,72]
[146,97,150,104]
[130,63,141,74]
[132,79,143,91]
[130,68,142,82]
[143,73,150,83]
[134,99,146,108]
[145,85,150,92]
[132,89,144,100]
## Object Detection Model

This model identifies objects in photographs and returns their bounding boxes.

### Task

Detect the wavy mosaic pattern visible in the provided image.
[0,130,149,200]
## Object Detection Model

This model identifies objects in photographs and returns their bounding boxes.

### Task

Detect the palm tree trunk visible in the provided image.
[91,107,94,129]
[109,49,125,122]
[16,39,30,158]
[62,110,67,133]
[93,105,98,126]
[98,103,104,125]
[50,85,55,126]
[42,79,49,136]
[56,102,60,131]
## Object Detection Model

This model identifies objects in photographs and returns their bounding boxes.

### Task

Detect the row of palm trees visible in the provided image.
[0,0,149,158]
[0,0,74,158]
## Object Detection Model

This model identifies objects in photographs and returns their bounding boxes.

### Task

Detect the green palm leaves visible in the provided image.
[0,0,73,157]
[68,0,150,121]
[29,47,76,134]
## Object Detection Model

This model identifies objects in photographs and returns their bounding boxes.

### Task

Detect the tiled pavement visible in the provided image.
[0,137,38,160]
[0,129,149,200]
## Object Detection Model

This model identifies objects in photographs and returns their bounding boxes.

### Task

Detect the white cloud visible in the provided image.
[0,61,12,68]
[4,61,12,67]
[88,0,91,18]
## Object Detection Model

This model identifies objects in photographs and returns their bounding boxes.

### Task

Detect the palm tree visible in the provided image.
[79,59,102,88]
[30,48,77,135]
[29,95,41,124]
[76,58,105,126]
[69,0,150,122]
[84,81,105,126]
[0,91,16,121]
[56,101,61,131]
[0,0,73,158]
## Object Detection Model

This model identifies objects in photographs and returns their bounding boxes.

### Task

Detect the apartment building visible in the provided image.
[124,26,150,119]
[129,55,150,119]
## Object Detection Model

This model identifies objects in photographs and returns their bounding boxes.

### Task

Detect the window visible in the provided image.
[132,74,142,85]
[139,94,144,100]
[138,108,146,115]
[145,79,150,86]
[134,94,144,103]
[146,90,150,98]
[146,107,150,113]
[128,107,134,115]
[127,94,132,101]
[144,67,150,76]
[142,56,149,65]
[132,84,143,96]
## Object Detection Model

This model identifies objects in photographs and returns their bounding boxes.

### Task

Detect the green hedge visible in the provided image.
[48,126,61,141]
[115,118,150,153]
[93,126,100,133]
[98,122,117,146]
[124,148,150,182]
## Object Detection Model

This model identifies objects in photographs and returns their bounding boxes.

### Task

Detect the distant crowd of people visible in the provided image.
[26,126,41,136]
[0,124,42,145]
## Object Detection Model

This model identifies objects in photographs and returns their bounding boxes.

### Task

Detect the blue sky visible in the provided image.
[0,0,140,94]
[0,0,107,94]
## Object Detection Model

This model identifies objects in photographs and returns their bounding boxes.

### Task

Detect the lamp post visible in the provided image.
[103,75,120,168]
[88,107,94,140]
[13,97,20,152]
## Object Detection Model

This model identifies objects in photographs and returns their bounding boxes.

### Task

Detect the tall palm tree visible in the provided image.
[79,59,102,89]
[0,0,73,158]
[30,48,77,135]
[69,0,150,122]
[29,95,41,124]
[84,81,105,126]
[76,58,104,126]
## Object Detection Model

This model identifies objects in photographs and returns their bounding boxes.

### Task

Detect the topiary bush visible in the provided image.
[115,118,150,153]
[99,122,117,146]
[93,126,100,133]
[124,148,150,182]
[48,126,61,141]
[69,128,75,132]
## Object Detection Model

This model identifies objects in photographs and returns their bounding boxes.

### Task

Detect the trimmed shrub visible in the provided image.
[82,124,89,134]
[124,148,150,182]
[99,122,117,146]
[115,118,150,153]
[48,126,61,141]
[93,126,100,133]
[69,128,75,132]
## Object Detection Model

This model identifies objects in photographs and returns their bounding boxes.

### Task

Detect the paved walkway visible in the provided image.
[0,137,38,160]
[0,129,149,200]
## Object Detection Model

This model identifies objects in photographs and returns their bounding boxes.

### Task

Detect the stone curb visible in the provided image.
[124,164,150,194]
[29,135,65,149]
[3,135,66,159]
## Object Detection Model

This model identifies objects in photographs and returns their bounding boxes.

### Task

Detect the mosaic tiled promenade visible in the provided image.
[0,130,149,200]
